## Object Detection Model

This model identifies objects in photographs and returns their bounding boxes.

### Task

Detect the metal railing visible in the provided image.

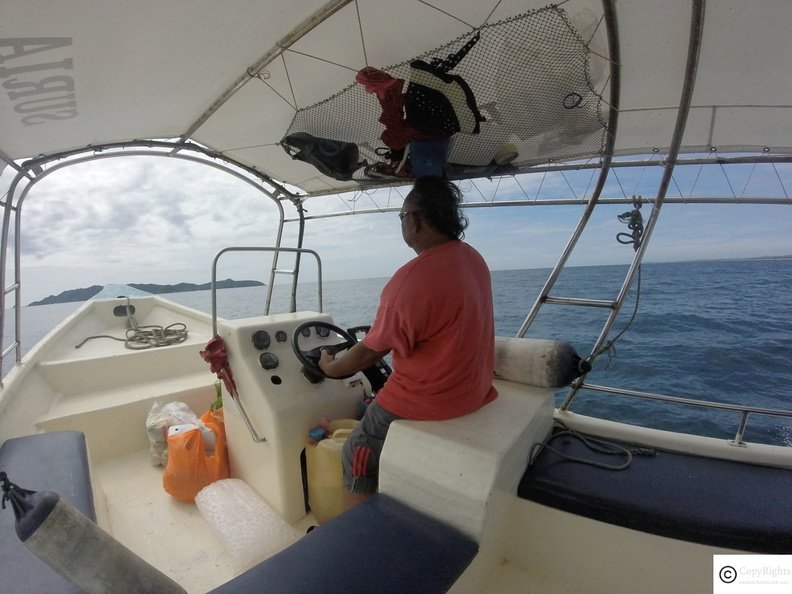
[210,246,323,335]
[0,142,295,379]
[571,382,792,446]
[208,246,323,443]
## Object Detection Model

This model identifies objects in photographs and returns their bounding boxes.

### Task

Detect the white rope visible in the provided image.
[74,300,188,350]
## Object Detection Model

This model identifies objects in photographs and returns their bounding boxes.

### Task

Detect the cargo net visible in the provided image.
[281,5,608,183]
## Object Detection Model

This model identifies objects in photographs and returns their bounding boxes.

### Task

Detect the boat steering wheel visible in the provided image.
[291,321,358,382]
[291,321,391,390]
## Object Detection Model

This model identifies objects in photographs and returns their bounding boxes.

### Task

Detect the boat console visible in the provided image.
[216,311,365,523]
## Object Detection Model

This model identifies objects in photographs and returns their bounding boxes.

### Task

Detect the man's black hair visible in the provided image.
[407,176,469,240]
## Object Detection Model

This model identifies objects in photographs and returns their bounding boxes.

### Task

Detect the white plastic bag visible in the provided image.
[145,401,199,466]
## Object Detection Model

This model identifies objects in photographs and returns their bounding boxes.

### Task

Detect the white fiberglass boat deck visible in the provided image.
[1,294,789,593]
[2,1,792,593]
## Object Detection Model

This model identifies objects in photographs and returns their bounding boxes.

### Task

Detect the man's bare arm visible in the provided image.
[319,341,389,378]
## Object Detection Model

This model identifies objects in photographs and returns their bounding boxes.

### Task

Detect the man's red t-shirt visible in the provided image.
[362,240,497,420]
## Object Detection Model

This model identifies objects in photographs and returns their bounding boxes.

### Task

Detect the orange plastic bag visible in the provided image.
[162,409,229,503]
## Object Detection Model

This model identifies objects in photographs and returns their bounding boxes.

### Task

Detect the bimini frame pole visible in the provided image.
[515,0,622,338]
[0,142,292,374]
[175,0,353,147]
[560,0,706,410]
[0,168,27,371]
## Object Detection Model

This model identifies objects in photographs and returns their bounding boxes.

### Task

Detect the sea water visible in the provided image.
[8,259,792,446]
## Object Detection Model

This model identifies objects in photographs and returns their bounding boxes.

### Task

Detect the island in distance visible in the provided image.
[30,279,265,306]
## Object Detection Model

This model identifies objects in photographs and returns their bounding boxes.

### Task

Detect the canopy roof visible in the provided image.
[3,0,792,197]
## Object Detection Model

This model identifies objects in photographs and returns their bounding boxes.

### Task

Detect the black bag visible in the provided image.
[281,132,364,181]
[405,32,484,138]
[405,60,484,137]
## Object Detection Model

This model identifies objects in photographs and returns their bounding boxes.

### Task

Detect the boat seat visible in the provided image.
[379,379,553,541]
[208,494,478,594]
[519,430,792,553]
[372,337,579,542]
[0,431,96,594]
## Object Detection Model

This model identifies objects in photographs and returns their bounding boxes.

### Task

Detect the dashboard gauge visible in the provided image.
[251,330,270,350]
[259,352,279,370]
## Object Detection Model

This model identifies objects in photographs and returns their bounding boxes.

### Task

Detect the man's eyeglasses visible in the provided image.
[399,210,420,221]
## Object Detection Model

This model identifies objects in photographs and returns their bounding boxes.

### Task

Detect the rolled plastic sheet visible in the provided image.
[195,479,300,572]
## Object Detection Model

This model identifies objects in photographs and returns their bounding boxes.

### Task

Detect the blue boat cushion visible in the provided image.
[210,494,479,594]
[0,431,95,594]
[518,430,792,553]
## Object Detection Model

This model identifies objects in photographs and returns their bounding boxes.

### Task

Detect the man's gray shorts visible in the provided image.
[342,400,402,494]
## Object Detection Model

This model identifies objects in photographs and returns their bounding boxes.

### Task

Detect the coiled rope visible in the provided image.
[616,195,644,251]
[587,195,646,367]
[75,298,188,350]
[529,421,656,471]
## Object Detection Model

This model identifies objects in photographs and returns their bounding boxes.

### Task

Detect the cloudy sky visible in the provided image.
[1,155,790,305]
